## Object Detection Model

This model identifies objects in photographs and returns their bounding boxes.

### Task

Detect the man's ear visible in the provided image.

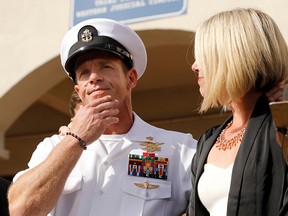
[127,69,138,89]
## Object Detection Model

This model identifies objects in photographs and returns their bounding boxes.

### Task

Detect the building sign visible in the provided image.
[71,0,187,27]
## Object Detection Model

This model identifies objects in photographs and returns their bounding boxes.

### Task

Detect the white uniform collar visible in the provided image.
[124,112,155,142]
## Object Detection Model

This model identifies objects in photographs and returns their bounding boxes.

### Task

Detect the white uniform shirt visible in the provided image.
[14,113,197,216]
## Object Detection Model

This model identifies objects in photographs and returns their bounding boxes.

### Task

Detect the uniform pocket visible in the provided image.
[62,175,83,194]
[122,176,171,200]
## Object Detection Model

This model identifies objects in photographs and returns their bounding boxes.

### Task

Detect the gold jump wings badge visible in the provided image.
[134,182,159,189]
[140,136,164,152]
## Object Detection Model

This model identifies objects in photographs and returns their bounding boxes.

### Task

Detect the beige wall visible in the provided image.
[1,0,288,177]
[0,1,70,159]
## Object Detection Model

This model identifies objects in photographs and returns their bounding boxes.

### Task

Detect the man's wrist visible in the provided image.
[65,132,87,150]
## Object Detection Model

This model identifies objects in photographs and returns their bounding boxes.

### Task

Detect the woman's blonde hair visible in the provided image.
[195,8,288,112]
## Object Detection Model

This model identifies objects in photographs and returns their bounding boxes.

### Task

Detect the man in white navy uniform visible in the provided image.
[8,18,197,216]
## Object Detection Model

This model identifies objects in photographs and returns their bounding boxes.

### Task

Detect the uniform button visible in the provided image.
[103,161,109,166]
[99,190,104,195]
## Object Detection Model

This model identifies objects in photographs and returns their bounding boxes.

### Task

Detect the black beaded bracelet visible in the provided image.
[66,132,87,150]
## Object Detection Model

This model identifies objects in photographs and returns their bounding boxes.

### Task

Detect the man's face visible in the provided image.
[74,51,137,105]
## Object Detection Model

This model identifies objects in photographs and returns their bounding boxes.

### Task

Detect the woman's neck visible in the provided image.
[230,91,262,128]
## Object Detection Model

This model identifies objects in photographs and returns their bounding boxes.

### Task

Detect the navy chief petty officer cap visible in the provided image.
[60,18,147,82]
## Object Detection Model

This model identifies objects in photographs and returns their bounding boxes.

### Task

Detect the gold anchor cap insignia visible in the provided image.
[140,136,164,152]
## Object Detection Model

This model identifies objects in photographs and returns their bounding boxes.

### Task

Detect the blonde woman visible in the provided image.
[188,8,288,216]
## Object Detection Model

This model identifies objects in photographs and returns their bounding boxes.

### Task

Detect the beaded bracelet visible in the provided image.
[66,132,87,150]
